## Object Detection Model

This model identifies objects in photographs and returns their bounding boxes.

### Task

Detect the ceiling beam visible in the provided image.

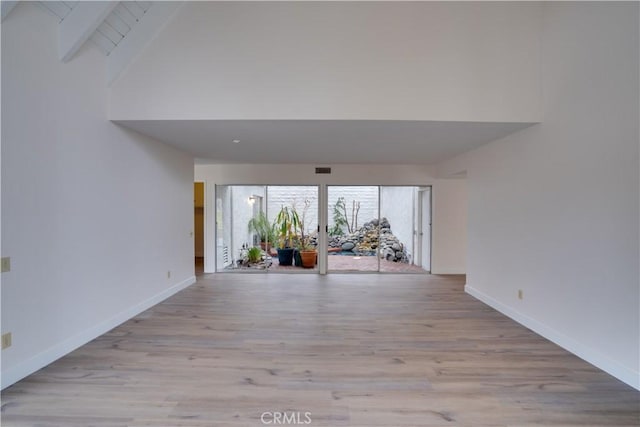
[59,1,118,63]
[1,1,18,22]
[107,2,184,85]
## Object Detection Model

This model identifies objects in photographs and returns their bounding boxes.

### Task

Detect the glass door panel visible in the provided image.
[215,185,269,272]
[267,186,319,272]
[327,186,379,272]
[379,186,427,273]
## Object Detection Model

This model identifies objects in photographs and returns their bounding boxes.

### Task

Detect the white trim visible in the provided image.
[431,269,464,275]
[1,276,196,389]
[465,284,640,391]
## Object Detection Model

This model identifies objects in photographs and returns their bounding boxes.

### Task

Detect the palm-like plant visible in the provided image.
[247,212,276,248]
[275,206,300,249]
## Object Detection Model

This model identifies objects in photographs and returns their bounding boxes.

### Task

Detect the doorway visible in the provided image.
[194,182,205,273]
[417,187,431,272]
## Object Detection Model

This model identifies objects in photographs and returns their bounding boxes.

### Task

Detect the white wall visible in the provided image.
[380,186,418,261]
[431,179,467,274]
[267,186,320,237]
[110,1,541,123]
[1,4,195,388]
[439,2,639,389]
[195,164,466,275]
[230,185,266,260]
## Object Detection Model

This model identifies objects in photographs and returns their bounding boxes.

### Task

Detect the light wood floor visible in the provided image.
[2,273,638,426]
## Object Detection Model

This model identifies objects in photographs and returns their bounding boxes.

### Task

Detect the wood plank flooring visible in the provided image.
[2,273,638,426]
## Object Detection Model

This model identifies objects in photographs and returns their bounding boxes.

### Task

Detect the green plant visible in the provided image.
[247,246,262,263]
[275,206,300,249]
[329,197,349,236]
[247,212,276,246]
[328,197,362,235]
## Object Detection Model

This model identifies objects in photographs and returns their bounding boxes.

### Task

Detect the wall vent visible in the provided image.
[315,167,332,174]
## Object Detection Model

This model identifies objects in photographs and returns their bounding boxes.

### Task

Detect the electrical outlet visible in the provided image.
[1,257,10,273]
[2,333,12,350]
[518,289,523,300]
[167,270,171,279]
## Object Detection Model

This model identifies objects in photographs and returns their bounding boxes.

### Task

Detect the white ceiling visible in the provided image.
[115,120,535,165]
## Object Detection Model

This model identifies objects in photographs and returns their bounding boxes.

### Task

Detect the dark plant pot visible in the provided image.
[277,248,295,266]
[294,250,302,267]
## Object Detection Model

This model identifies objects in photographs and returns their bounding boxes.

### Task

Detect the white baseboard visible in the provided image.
[465,284,640,391]
[1,276,196,389]
[431,269,466,275]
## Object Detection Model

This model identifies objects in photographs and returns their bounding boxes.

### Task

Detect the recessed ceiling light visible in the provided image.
[232,139,240,144]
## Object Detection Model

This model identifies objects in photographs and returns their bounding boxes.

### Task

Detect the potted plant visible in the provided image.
[247,246,262,264]
[274,206,300,266]
[294,199,317,268]
[299,236,317,268]
[247,212,277,252]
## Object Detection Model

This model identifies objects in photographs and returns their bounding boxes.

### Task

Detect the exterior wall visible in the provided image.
[229,185,266,261]
[380,186,418,262]
[268,186,321,238]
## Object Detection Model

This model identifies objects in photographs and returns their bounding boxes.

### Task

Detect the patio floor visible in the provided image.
[224,254,428,273]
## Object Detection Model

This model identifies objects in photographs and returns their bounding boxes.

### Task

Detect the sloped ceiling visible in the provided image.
[3,1,181,83]
[35,1,151,57]
[89,1,152,55]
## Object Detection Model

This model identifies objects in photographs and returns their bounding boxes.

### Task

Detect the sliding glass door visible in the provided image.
[215,184,430,273]
[326,185,430,273]
[215,185,318,272]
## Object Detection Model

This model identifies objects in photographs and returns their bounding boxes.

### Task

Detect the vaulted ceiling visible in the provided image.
[2,1,181,84]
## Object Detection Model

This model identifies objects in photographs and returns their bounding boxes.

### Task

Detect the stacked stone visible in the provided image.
[379,228,408,263]
[331,217,408,263]
[327,236,342,248]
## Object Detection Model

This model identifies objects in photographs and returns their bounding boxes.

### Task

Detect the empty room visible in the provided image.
[1,1,638,426]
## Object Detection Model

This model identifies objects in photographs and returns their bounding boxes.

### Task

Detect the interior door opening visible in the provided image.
[194,182,205,273]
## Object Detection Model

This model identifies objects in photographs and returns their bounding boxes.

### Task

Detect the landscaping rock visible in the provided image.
[341,241,356,251]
